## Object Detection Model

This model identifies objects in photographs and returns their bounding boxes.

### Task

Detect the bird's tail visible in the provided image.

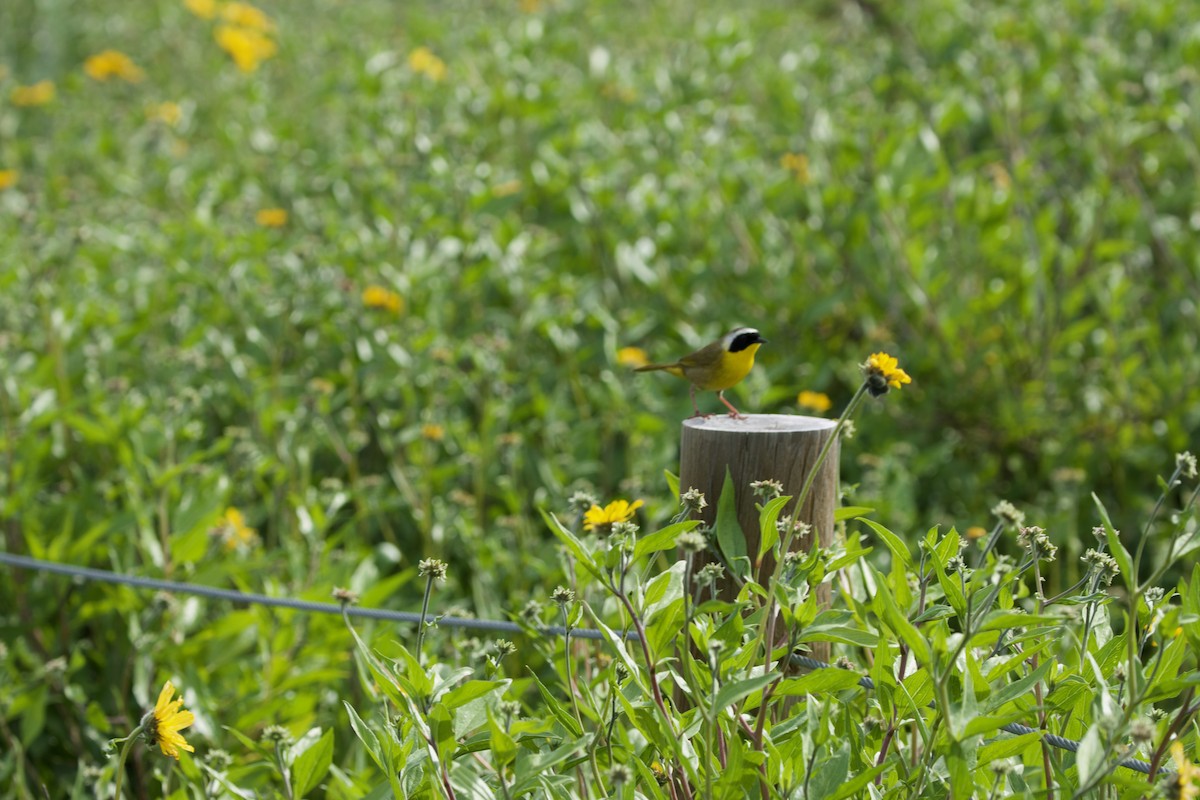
[634,363,675,373]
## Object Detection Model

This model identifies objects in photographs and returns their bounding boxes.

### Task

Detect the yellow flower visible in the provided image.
[966,526,988,540]
[143,682,194,760]
[421,423,446,441]
[583,499,644,533]
[255,207,288,227]
[184,0,218,19]
[796,390,832,413]
[84,50,145,83]
[362,285,403,314]
[862,352,912,397]
[781,152,811,184]
[1170,741,1200,800]
[215,507,257,551]
[0,170,18,190]
[492,179,523,197]
[215,25,277,72]
[408,47,447,81]
[617,346,649,368]
[10,80,55,107]
[221,2,275,31]
[146,101,183,127]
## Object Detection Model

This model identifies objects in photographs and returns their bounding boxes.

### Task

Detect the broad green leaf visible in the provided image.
[775,669,864,695]
[714,468,747,571]
[712,672,778,716]
[1093,494,1134,593]
[527,670,582,737]
[977,731,1042,764]
[343,702,385,773]
[860,518,911,569]
[540,509,604,582]
[486,709,517,768]
[440,680,507,711]
[757,495,791,562]
[633,520,700,558]
[291,728,333,798]
[834,506,874,522]
[984,658,1055,714]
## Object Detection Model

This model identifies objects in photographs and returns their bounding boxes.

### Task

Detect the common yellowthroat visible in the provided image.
[635,327,767,418]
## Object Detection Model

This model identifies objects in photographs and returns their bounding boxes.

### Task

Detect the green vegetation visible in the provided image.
[2,0,1199,796]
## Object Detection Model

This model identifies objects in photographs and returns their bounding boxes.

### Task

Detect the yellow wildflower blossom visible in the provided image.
[221,2,275,31]
[781,153,811,184]
[492,179,523,197]
[143,682,194,760]
[84,50,145,83]
[215,25,277,72]
[421,423,446,441]
[796,390,832,413]
[255,207,288,227]
[214,507,257,551]
[184,0,218,19]
[862,352,912,397]
[408,47,447,81]
[0,170,17,191]
[583,499,644,533]
[146,101,183,127]
[10,80,55,107]
[617,347,649,368]
[362,285,403,314]
[1170,741,1200,800]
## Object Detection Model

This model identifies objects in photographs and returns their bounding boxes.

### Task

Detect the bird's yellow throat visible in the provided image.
[698,342,760,391]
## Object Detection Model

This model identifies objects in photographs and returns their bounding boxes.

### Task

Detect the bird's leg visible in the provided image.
[718,391,745,419]
[689,384,713,419]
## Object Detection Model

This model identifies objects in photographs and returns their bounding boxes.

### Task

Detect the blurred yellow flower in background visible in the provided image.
[408,47,447,81]
[216,25,277,72]
[255,207,288,227]
[214,507,257,552]
[84,50,145,83]
[146,101,183,127]
[184,0,218,19]
[362,285,404,314]
[797,390,832,413]
[0,170,18,190]
[421,423,446,441]
[617,346,649,368]
[781,152,811,184]
[11,80,55,107]
[221,2,274,31]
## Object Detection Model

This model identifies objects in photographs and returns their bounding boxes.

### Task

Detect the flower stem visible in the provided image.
[111,724,145,799]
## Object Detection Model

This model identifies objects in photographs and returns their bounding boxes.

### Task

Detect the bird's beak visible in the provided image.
[757,335,769,344]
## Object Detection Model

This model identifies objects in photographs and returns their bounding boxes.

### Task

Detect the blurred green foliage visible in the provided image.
[1,0,1199,794]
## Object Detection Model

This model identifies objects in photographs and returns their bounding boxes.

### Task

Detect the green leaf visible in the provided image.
[757,495,791,562]
[343,702,385,773]
[984,658,1055,714]
[440,680,507,711]
[775,669,864,695]
[711,672,778,716]
[872,570,931,667]
[487,709,517,768]
[540,509,604,582]
[714,468,747,570]
[291,728,333,798]
[1075,725,1104,791]
[527,670,582,737]
[977,731,1042,764]
[834,506,874,522]
[860,518,911,569]
[664,469,680,499]
[828,763,887,799]
[1093,494,1134,593]
[634,520,701,559]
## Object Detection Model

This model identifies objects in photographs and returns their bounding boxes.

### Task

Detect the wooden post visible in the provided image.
[680,414,838,655]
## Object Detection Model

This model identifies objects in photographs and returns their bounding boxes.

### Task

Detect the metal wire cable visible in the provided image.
[0,552,600,640]
[787,655,1162,776]
[0,552,1171,777]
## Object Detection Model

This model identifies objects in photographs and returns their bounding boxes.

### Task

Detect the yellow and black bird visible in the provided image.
[635,327,767,418]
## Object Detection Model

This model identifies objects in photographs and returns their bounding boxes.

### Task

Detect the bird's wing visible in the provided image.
[676,340,724,369]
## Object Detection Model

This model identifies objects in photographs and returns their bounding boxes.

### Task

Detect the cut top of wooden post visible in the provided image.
[679,413,839,581]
